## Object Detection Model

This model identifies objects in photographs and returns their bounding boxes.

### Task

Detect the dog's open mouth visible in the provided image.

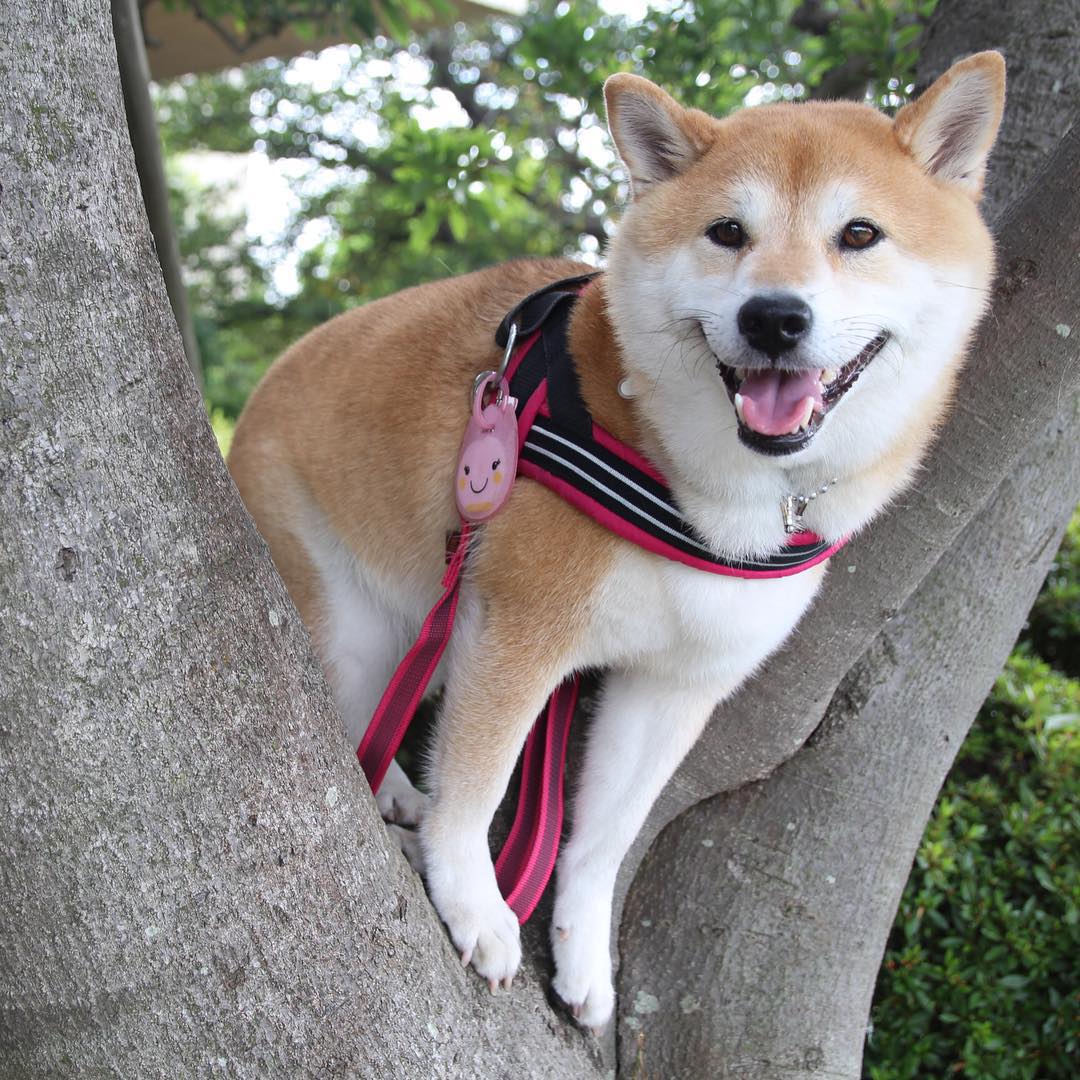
[716,334,890,455]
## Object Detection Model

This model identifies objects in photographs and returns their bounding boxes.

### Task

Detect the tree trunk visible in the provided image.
[614,4,1080,1074]
[616,377,1079,1079]
[916,0,1079,222]
[0,4,601,1076]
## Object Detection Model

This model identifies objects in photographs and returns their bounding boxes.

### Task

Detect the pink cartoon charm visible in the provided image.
[455,374,518,523]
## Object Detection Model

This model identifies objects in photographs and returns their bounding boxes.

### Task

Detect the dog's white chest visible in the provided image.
[583,547,827,689]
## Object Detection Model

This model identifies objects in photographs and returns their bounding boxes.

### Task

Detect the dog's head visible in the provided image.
[603,54,1005,505]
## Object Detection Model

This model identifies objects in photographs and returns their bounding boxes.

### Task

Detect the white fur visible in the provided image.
[296,503,432,824]
[519,160,988,1024]
[905,68,1003,192]
[604,182,985,554]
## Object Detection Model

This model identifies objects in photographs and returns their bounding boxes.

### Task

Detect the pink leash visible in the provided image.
[356,523,577,923]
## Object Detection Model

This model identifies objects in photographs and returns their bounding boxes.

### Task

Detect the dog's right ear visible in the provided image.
[604,74,713,199]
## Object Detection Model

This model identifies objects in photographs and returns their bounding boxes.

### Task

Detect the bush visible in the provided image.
[864,646,1080,1079]
[1024,513,1080,678]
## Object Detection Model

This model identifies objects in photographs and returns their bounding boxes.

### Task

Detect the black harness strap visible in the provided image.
[502,274,841,576]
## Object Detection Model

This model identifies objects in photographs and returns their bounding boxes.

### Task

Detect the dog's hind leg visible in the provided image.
[550,669,718,1029]
[229,434,434,826]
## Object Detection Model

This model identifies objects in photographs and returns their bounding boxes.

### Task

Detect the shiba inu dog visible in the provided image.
[228,51,1005,1030]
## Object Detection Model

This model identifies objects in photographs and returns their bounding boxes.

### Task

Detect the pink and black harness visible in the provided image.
[358,274,845,921]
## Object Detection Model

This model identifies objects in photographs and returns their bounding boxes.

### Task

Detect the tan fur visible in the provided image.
[429,484,615,794]
[614,93,996,275]
[231,57,1004,657]
[229,257,623,645]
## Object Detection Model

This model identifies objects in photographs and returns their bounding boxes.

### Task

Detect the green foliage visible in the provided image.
[1024,512,1080,677]
[865,550,1080,1078]
[156,0,931,419]
[210,407,236,457]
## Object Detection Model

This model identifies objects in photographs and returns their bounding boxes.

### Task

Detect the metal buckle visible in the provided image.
[471,321,518,408]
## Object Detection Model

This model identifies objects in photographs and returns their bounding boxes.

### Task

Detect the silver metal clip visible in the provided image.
[781,494,810,534]
[470,322,518,409]
[497,321,517,384]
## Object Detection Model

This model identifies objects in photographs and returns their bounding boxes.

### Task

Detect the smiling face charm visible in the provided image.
[455,375,519,523]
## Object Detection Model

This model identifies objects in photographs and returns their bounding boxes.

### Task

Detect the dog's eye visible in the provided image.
[706,219,746,249]
[840,220,882,250]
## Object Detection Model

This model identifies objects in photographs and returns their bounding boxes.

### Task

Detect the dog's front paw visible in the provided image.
[424,838,521,989]
[551,900,615,1031]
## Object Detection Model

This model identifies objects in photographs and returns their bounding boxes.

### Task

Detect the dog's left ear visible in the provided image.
[893,51,1006,199]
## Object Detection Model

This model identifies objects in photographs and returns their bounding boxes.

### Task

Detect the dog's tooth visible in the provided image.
[822,368,838,385]
[734,392,746,423]
[797,397,815,432]
[736,368,747,381]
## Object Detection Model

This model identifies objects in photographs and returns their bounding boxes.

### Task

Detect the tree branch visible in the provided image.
[185,0,254,53]
[619,393,1080,1077]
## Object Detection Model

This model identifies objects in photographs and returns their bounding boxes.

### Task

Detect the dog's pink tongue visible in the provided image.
[738,369,823,436]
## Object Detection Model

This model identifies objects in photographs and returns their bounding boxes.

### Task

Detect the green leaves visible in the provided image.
[160,0,932,423]
[866,624,1080,1079]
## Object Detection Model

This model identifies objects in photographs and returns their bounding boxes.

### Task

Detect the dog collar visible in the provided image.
[497,274,847,578]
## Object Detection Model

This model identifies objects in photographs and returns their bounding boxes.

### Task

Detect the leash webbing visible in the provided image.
[356,524,576,924]
[495,675,579,921]
[357,525,472,792]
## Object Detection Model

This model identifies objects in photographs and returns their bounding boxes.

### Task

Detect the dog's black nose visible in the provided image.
[737,294,813,358]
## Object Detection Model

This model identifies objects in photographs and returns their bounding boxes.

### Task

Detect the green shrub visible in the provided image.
[1024,513,1080,678]
[864,650,1080,1079]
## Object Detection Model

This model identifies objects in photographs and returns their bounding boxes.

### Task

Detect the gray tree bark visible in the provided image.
[0,3,601,1076]
[614,1,1080,1073]
[916,0,1079,221]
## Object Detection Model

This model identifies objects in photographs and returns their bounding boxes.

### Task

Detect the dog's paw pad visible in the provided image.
[425,832,521,989]
[441,893,521,987]
[552,972,615,1031]
[376,779,430,828]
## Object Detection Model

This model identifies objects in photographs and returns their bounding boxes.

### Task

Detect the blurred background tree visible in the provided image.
[152,0,929,418]
[146,2,1077,1075]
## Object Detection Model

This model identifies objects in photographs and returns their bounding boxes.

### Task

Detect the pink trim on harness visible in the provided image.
[517,458,844,578]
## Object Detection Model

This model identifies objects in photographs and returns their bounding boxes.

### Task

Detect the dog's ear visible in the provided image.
[893,51,1006,199]
[604,74,713,199]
